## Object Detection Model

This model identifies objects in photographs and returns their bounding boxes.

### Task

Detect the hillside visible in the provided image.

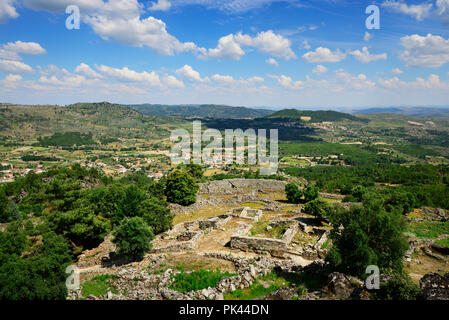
[0,102,186,142]
[354,107,449,118]
[128,104,274,119]
[267,109,368,123]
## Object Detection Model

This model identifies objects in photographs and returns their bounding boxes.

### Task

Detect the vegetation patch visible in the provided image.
[81,274,118,298]
[169,270,236,293]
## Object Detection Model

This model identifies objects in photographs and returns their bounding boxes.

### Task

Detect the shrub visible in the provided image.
[371,273,421,300]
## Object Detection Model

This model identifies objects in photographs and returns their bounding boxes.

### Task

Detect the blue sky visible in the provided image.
[1,0,449,108]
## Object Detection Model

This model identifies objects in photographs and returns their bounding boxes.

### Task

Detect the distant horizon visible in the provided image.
[2,101,449,113]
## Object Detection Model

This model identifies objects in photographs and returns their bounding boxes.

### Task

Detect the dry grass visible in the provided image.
[404,251,449,284]
[292,230,319,247]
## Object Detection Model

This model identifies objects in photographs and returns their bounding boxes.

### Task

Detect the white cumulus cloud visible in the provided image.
[399,33,449,67]
[302,47,346,63]
[382,0,433,21]
[349,47,387,63]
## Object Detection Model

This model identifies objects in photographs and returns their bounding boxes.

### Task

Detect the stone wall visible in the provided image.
[199,179,287,195]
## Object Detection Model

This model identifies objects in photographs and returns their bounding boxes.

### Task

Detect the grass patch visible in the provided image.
[224,270,323,300]
[170,270,236,293]
[241,202,265,209]
[81,274,118,298]
[249,221,290,239]
[408,221,449,239]
[435,238,449,248]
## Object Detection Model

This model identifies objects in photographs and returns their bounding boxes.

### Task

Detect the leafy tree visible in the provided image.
[326,197,408,278]
[304,198,331,221]
[285,183,302,204]
[115,185,146,223]
[186,163,204,180]
[46,206,111,251]
[165,170,199,206]
[0,228,72,300]
[384,191,416,215]
[303,184,320,203]
[138,197,173,235]
[112,217,154,261]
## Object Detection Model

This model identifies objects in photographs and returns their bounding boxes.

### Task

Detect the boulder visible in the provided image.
[420,273,449,300]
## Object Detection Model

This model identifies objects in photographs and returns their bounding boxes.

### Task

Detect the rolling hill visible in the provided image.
[266,109,368,122]
[128,104,274,119]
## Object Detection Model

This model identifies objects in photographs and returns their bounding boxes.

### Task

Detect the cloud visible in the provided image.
[302,47,346,63]
[349,47,387,63]
[210,73,264,86]
[0,59,33,73]
[149,0,171,11]
[312,64,328,75]
[96,65,162,86]
[436,0,449,24]
[269,74,304,90]
[391,68,403,75]
[2,41,46,55]
[202,30,296,60]
[75,63,103,78]
[399,33,449,67]
[175,64,204,82]
[364,31,373,42]
[0,48,20,60]
[266,58,279,66]
[211,74,235,84]
[302,40,311,50]
[202,34,245,60]
[171,0,287,14]
[4,73,21,82]
[382,0,433,21]
[335,69,376,90]
[378,74,446,89]
[85,14,203,56]
[163,75,184,88]
[0,0,18,23]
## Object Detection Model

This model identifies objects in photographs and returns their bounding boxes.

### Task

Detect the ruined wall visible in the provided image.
[199,179,287,195]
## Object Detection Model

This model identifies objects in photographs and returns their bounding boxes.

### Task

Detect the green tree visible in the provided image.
[304,198,331,221]
[186,163,204,180]
[326,197,408,278]
[112,217,154,261]
[138,197,173,235]
[165,170,199,206]
[0,229,72,300]
[303,184,319,203]
[285,183,302,204]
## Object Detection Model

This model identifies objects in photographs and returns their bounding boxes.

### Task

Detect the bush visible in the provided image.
[112,217,154,261]
[371,273,421,300]
[165,170,199,206]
